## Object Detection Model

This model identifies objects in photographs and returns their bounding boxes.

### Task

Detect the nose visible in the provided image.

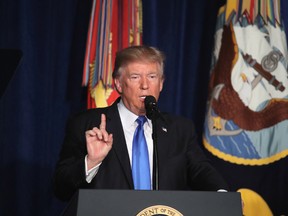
[140,77,149,89]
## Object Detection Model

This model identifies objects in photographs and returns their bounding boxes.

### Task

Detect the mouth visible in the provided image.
[139,96,147,102]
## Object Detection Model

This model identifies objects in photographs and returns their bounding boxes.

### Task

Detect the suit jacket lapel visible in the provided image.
[105,100,134,188]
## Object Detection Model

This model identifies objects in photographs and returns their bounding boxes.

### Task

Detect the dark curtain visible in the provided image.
[142,0,225,136]
[0,0,92,215]
[0,0,287,215]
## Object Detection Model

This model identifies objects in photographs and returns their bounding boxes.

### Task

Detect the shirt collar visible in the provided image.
[117,99,152,128]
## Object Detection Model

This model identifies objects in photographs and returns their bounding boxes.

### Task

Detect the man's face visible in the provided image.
[115,61,164,116]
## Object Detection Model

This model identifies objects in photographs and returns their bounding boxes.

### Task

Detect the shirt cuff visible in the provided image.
[85,155,101,183]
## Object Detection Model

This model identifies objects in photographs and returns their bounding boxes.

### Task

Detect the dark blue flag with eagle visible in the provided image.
[203,0,288,215]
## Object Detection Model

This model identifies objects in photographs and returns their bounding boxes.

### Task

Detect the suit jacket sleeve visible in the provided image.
[53,109,102,201]
[159,114,229,191]
[183,117,229,191]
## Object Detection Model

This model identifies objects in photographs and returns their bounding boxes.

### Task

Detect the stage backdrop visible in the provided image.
[0,0,287,215]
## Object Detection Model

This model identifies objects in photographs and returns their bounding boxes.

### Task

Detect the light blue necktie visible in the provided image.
[132,116,151,190]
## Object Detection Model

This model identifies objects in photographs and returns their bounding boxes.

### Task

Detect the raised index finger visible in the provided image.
[99,113,106,130]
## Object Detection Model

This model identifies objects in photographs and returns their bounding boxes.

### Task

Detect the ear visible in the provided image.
[114,78,122,93]
[159,78,164,92]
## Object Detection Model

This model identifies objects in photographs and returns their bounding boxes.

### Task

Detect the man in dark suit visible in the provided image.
[53,45,228,201]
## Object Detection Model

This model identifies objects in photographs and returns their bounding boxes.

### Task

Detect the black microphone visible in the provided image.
[144,95,160,120]
[144,95,160,190]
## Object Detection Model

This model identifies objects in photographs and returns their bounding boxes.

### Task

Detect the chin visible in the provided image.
[138,107,146,115]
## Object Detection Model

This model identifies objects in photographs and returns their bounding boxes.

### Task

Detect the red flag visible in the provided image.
[83,0,142,108]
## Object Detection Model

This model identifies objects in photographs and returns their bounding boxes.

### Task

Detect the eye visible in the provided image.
[148,74,158,79]
[130,74,140,80]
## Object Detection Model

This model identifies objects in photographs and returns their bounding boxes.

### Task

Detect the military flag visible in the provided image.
[82,0,142,108]
[203,0,288,215]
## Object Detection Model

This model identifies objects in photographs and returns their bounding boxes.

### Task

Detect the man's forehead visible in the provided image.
[125,61,160,71]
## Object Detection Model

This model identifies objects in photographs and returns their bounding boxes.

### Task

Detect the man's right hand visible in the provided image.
[85,114,113,170]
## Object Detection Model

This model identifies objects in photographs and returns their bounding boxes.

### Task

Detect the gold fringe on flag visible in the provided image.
[223,0,282,26]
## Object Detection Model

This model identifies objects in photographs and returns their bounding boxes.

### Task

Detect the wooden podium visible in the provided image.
[62,189,242,216]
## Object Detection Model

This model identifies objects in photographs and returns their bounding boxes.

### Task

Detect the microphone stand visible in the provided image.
[151,113,159,190]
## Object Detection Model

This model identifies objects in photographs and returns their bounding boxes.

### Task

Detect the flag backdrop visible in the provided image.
[203,0,288,215]
[2,0,288,215]
[82,0,142,109]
